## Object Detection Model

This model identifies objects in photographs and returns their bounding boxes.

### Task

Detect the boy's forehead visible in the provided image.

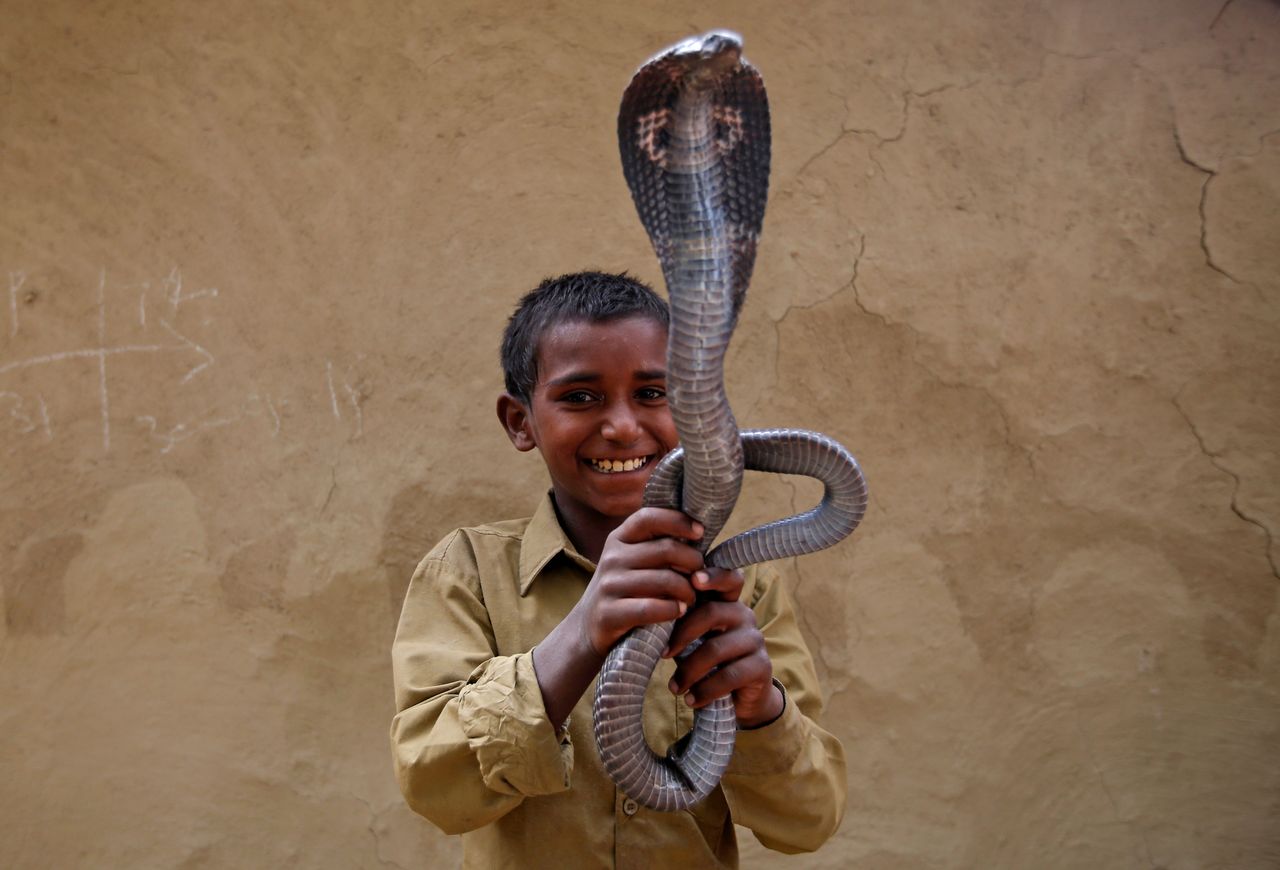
[535,316,668,378]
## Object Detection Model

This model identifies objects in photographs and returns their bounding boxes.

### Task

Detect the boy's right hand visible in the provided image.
[578,507,705,657]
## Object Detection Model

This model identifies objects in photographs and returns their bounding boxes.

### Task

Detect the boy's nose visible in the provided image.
[600,403,642,443]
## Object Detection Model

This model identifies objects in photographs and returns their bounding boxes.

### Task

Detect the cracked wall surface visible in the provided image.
[1,1,1277,868]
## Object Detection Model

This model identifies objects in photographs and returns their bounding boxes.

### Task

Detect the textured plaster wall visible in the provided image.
[2,1,1277,868]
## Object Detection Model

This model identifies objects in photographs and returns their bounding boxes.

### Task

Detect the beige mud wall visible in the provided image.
[2,1,1278,867]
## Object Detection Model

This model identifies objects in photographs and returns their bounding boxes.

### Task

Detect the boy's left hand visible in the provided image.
[662,566,785,729]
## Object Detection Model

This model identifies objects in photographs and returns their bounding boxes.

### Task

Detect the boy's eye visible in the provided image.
[560,390,597,404]
[636,387,666,401]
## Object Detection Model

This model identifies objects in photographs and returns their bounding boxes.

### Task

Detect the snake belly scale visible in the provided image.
[591,31,870,812]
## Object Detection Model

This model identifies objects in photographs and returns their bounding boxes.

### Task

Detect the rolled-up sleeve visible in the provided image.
[721,563,848,853]
[390,532,573,835]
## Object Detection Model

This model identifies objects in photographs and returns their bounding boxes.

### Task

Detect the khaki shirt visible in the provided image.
[390,493,847,869]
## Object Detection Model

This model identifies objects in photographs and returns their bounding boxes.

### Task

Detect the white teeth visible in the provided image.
[590,456,649,473]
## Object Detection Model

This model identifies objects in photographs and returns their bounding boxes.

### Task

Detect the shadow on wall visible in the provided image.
[5,533,84,635]
[379,478,528,623]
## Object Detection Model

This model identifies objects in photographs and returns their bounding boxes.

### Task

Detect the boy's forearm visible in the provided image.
[531,605,607,732]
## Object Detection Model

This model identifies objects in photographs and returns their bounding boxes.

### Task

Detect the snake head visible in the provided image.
[660,29,744,82]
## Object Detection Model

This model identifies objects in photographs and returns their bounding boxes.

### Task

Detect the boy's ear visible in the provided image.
[496,393,537,452]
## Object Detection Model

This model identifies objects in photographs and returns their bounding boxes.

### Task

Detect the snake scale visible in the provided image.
[591,31,870,812]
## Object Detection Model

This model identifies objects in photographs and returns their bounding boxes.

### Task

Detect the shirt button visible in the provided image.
[622,798,639,816]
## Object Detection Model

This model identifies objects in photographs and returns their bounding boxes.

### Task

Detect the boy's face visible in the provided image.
[500,315,678,525]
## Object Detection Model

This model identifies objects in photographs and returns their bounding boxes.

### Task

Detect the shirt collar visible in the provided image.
[518,491,597,595]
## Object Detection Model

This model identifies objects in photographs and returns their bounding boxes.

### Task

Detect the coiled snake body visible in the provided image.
[591,31,869,812]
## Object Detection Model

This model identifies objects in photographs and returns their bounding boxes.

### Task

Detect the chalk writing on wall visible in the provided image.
[326,358,368,438]
[1,267,368,453]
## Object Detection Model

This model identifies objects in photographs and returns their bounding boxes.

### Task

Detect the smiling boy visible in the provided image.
[391,272,846,868]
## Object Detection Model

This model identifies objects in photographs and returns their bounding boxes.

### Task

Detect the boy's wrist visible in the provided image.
[532,606,609,731]
[736,678,786,730]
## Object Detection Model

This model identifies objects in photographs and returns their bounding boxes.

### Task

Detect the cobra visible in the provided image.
[591,31,870,812]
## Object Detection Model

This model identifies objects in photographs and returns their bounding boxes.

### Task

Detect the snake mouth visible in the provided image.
[585,455,654,475]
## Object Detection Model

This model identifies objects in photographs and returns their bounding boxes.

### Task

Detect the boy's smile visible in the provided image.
[498,315,678,551]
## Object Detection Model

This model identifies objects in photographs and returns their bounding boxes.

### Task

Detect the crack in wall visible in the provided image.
[794,80,980,180]
[795,127,856,179]
[835,234,1036,478]
[766,226,1037,480]
[1172,391,1279,580]
[845,244,912,338]
[1169,94,1258,291]
[1070,712,1160,868]
[319,465,338,516]
[908,347,1040,480]
[353,793,412,870]
[1254,128,1280,152]
[752,248,872,682]
[1172,128,1241,285]
[783,233,866,319]
[1194,174,1242,285]
[766,233,867,396]
[1009,48,1122,91]
[1210,0,1238,32]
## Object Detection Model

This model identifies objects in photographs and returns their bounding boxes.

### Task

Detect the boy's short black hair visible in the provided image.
[500,271,670,405]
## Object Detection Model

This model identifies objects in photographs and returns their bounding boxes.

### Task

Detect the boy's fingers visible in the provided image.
[614,507,704,545]
[667,628,762,695]
[604,598,690,636]
[691,567,745,601]
[664,600,753,658]
[681,654,771,709]
[625,537,704,574]
[600,535,702,575]
[609,569,697,606]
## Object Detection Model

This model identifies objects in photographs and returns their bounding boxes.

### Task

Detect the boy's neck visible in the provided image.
[550,492,620,564]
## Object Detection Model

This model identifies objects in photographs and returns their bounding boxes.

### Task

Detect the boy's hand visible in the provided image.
[577,507,705,657]
[662,566,785,729]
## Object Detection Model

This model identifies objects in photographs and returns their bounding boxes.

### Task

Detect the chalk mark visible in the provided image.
[0,267,222,451]
[111,280,153,327]
[157,318,215,383]
[8,271,24,338]
[163,265,218,313]
[0,343,185,375]
[326,360,341,420]
[326,359,367,438]
[135,412,236,454]
[37,393,51,438]
[250,392,282,436]
[97,269,110,450]
[243,393,283,438]
[0,390,53,439]
[135,391,287,454]
[266,396,281,435]
[343,379,364,437]
[0,391,33,433]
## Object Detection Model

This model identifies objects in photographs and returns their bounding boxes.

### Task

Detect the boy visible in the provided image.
[391,272,846,867]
